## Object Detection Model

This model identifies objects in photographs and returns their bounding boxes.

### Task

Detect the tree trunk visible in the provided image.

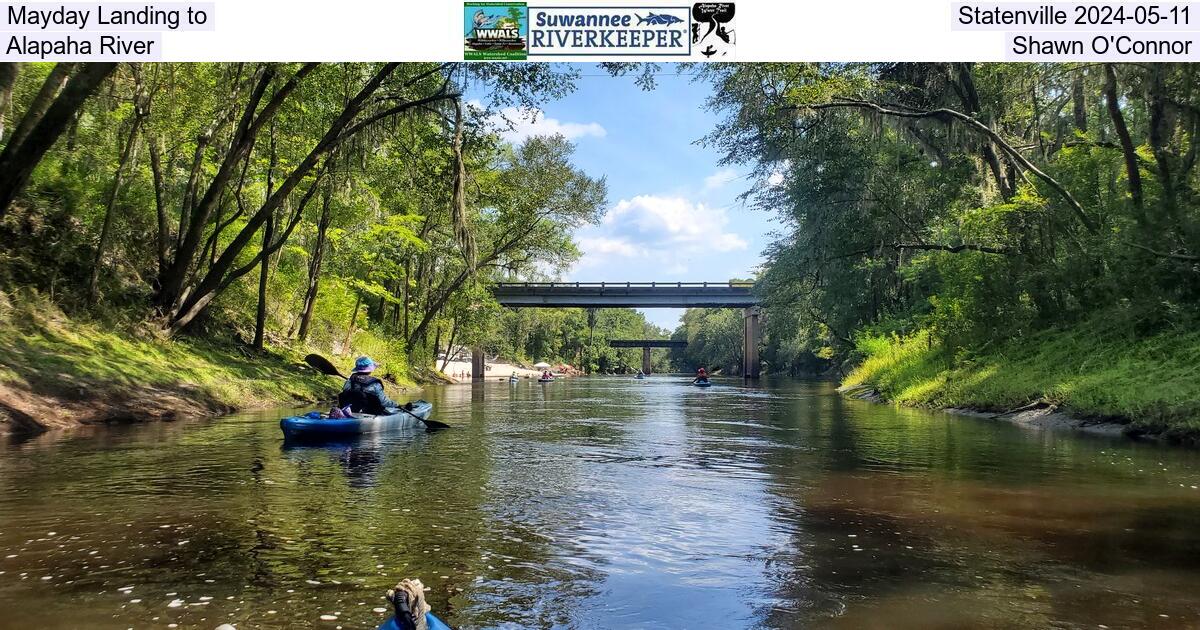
[953,63,1014,199]
[1146,64,1177,220]
[164,64,416,332]
[0,63,19,142]
[88,67,150,305]
[431,323,443,371]
[168,167,326,336]
[449,98,475,269]
[1103,64,1144,221]
[252,212,274,348]
[440,318,458,373]
[148,137,170,276]
[253,127,279,350]
[157,63,321,317]
[5,63,75,151]
[87,112,144,305]
[344,293,361,353]
[164,63,456,334]
[297,184,332,342]
[402,259,411,342]
[0,63,115,219]
[1072,70,1087,133]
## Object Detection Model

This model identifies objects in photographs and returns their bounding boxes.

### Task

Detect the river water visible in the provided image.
[2,377,1200,629]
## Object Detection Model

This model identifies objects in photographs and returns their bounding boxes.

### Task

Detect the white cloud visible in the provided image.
[577,236,642,258]
[571,195,748,275]
[703,168,738,192]
[603,195,748,253]
[488,106,607,143]
[573,236,644,270]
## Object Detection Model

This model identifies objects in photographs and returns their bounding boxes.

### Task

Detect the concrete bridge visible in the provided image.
[491,282,759,308]
[609,339,688,374]
[474,282,762,380]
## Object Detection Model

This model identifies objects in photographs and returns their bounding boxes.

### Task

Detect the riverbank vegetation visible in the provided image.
[3,61,1199,436]
[0,63,618,419]
[485,307,671,374]
[683,62,1200,434]
[0,290,342,433]
[843,313,1200,438]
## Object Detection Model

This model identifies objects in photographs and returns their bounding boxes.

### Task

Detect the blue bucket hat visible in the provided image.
[352,356,377,373]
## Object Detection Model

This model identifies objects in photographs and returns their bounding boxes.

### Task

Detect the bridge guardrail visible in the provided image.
[493,281,755,288]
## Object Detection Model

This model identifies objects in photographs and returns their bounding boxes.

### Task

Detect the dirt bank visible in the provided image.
[0,299,352,435]
[0,354,339,436]
[0,380,239,434]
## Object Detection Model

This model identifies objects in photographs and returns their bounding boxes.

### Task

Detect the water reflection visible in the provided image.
[1,378,1200,628]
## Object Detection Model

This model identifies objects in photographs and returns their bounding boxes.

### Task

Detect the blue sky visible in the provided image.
[478,67,776,330]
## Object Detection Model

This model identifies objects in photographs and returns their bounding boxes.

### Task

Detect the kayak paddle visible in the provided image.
[303,354,450,430]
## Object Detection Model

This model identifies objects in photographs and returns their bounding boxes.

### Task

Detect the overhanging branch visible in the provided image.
[796,98,1100,234]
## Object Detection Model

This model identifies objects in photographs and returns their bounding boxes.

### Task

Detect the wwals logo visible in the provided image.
[465,2,528,60]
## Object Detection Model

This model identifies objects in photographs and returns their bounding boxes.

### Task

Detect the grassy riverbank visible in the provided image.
[0,293,415,434]
[842,315,1200,442]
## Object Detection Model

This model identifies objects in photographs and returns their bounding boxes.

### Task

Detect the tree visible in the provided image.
[695,62,1200,364]
[0,63,117,219]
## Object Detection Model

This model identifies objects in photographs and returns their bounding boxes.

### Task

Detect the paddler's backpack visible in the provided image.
[337,374,387,414]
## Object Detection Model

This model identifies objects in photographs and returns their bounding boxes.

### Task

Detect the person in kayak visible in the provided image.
[338,356,399,414]
[693,367,709,383]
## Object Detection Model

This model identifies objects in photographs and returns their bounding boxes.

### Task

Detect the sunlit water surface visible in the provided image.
[2,377,1200,629]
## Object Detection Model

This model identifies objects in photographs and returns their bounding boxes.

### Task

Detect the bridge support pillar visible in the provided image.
[642,346,652,375]
[471,346,485,382]
[743,307,761,379]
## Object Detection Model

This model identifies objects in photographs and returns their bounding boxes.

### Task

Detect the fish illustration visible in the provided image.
[636,13,684,25]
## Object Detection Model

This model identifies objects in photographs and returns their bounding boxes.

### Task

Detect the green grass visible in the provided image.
[843,316,1200,439]
[0,292,415,419]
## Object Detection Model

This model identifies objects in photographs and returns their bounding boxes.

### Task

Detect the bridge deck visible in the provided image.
[492,282,758,308]
[609,339,688,348]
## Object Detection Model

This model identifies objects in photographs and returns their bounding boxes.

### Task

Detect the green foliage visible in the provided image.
[844,312,1200,437]
[0,290,351,408]
[670,308,744,374]
[482,306,669,374]
[0,62,606,384]
[694,62,1200,406]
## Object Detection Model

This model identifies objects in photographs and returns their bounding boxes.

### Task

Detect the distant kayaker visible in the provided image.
[338,356,398,414]
[693,367,708,383]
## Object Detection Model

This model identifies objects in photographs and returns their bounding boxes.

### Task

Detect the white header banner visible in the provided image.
[1,0,1198,61]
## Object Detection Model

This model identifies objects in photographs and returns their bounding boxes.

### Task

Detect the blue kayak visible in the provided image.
[379,612,452,630]
[694,380,712,388]
[280,401,433,440]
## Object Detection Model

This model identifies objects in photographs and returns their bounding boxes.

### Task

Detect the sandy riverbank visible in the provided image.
[439,360,544,382]
[438,359,581,382]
